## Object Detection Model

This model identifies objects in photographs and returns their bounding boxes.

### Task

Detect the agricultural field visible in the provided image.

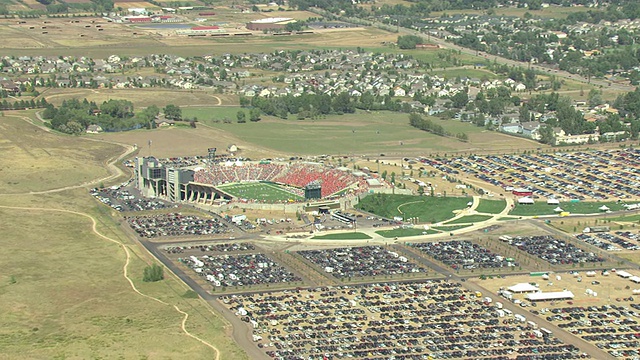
[217,182,303,202]
[356,194,472,223]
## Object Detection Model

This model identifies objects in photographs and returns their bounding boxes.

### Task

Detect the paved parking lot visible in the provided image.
[126,212,230,238]
[504,235,605,265]
[91,181,175,212]
[297,246,427,279]
[409,240,518,270]
[545,304,640,358]
[220,281,587,360]
[418,149,640,201]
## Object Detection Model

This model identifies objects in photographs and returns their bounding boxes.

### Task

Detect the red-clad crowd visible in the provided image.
[193,162,364,198]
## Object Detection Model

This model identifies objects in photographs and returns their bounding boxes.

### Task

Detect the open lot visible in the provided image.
[0,113,247,359]
[0,112,121,194]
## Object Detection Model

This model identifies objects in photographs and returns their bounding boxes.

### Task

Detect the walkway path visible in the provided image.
[0,204,221,360]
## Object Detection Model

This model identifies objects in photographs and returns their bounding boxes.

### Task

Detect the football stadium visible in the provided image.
[134,155,372,211]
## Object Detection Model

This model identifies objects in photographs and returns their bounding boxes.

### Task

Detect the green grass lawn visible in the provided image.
[604,214,640,223]
[312,232,372,240]
[431,68,497,80]
[375,228,439,238]
[509,201,627,216]
[182,107,242,124]
[431,224,473,231]
[196,110,487,155]
[217,182,303,202]
[444,214,492,224]
[475,199,507,214]
[357,194,472,223]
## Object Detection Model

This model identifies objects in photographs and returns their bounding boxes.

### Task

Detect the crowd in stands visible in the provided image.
[193,162,366,199]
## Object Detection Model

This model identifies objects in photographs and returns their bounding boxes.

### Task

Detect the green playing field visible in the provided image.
[217,182,304,202]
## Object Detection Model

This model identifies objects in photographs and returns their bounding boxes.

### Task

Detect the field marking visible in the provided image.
[0,204,221,360]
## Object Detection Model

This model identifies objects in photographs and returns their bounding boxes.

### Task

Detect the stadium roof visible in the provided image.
[526,291,574,301]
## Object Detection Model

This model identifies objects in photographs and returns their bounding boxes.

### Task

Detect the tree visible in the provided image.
[249,107,261,122]
[142,264,164,282]
[450,91,468,109]
[397,35,425,49]
[539,125,555,145]
[236,110,246,123]
[163,104,182,120]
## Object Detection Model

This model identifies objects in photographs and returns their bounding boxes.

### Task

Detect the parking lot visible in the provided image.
[503,235,605,266]
[409,240,519,270]
[297,246,427,279]
[91,181,175,212]
[220,281,587,360]
[418,148,640,201]
[477,271,640,359]
[126,212,230,238]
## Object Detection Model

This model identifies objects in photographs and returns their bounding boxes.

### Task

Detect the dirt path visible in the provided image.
[1,112,136,196]
[0,204,221,360]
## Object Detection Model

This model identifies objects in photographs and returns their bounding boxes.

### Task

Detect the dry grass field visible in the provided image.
[114,1,160,8]
[40,88,238,107]
[0,112,120,194]
[0,112,248,359]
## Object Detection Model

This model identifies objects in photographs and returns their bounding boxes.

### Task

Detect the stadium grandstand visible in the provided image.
[135,156,372,207]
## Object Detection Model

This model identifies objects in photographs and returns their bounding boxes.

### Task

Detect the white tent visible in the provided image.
[518,197,534,205]
[508,283,540,293]
[547,198,560,205]
[526,291,574,301]
[599,205,610,211]
[553,207,564,213]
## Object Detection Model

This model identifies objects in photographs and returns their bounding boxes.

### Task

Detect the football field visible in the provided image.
[217,182,304,202]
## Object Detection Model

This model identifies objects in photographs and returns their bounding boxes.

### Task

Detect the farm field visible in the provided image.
[217,182,303,202]
[509,201,627,216]
[356,194,472,223]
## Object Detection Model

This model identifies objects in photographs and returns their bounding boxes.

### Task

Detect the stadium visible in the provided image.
[134,156,373,211]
